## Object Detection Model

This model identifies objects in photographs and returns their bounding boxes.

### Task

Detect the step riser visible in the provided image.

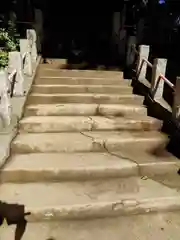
[11,138,166,154]
[16,197,180,221]
[25,105,147,117]
[27,95,143,105]
[19,120,161,133]
[0,167,138,183]
[34,78,125,85]
[31,85,132,94]
[37,69,123,78]
[2,162,179,183]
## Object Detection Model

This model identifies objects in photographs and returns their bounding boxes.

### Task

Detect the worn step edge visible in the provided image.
[11,131,167,153]
[1,152,138,182]
[27,93,144,105]
[31,84,132,94]
[34,78,129,86]
[24,104,147,117]
[23,196,180,221]
[1,153,180,182]
[19,116,162,133]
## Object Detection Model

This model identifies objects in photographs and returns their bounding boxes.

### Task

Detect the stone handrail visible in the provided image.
[132,44,180,119]
[0,29,38,127]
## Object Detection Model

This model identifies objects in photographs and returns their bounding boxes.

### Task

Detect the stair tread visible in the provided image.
[0,177,179,208]
[11,131,167,154]
[2,152,178,180]
[2,212,180,240]
[19,115,161,132]
[20,115,158,123]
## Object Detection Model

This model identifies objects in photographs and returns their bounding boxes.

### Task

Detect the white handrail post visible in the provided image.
[151,58,167,100]
[173,76,180,118]
[0,70,11,126]
[136,45,150,81]
[20,39,33,76]
[8,51,24,96]
[27,29,37,63]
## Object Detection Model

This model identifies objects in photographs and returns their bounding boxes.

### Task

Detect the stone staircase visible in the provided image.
[1,62,180,239]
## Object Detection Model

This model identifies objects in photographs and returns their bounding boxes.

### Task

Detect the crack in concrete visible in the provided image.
[102,141,142,176]
[80,131,144,177]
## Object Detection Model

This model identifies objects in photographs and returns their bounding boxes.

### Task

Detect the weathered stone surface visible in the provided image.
[34,76,129,85]
[37,68,124,78]
[19,115,162,133]
[24,103,147,117]
[32,84,132,94]
[0,152,138,182]
[0,178,180,221]
[2,212,180,240]
[11,131,167,154]
[1,61,180,239]
[27,93,144,105]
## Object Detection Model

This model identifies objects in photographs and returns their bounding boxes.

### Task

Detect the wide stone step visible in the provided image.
[2,152,138,182]
[19,116,162,133]
[31,84,132,94]
[1,177,180,221]
[11,131,167,154]
[2,212,180,239]
[37,68,123,78]
[34,76,128,85]
[27,93,144,105]
[2,151,179,183]
[25,103,147,117]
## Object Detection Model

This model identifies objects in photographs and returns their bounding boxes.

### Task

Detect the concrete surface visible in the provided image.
[31,84,133,94]
[19,115,161,133]
[1,61,180,239]
[2,212,180,240]
[1,177,180,221]
[24,103,147,117]
[11,131,167,153]
[34,77,129,85]
[0,57,41,167]
[27,93,144,105]
[37,68,124,78]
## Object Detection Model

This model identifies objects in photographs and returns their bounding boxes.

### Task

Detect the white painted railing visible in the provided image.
[0,29,38,127]
[132,44,180,119]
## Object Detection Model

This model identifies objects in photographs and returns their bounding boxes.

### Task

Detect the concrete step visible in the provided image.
[1,177,180,221]
[37,68,123,78]
[11,131,167,154]
[27,93,144,105]
[2,151,179,183]
[1,152,138,182]
[19,115,162,133]
[2,212,180,240]
[24,103,147,117]
[34,76,128,85]
[31,84,132,94]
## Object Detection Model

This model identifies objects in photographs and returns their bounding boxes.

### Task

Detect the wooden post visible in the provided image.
[173,77,180,118]
[8,51,24,96]
[151,58,167,100]
[27,29,37,63]
[0,70,11,126]
[20,39,33,76]
[136,45,150,81]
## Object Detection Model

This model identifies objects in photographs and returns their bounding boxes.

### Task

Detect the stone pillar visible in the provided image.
[27,29,37,62]
[151,58,167,100]
[20,39,33,76]
[8,51,24,96]
[0,71,11,126]
[137,45,150,81]
[173,77,180,118]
